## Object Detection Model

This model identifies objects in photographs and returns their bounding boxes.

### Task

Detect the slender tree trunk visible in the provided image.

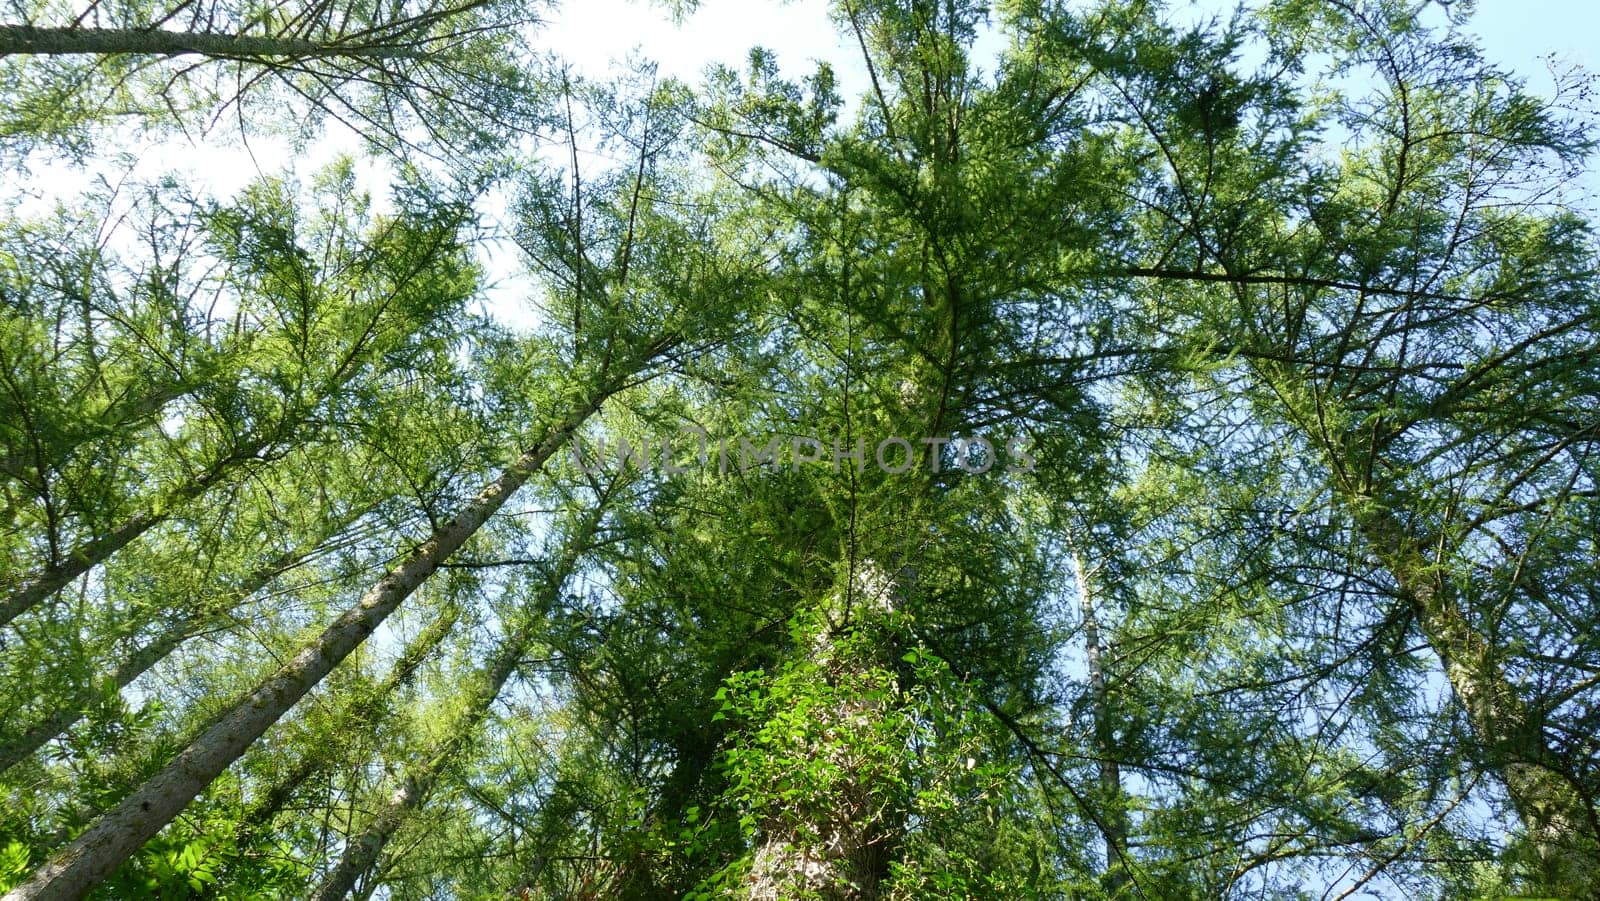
[1069,547,1129,896]
[0,535,318,775]
[0,384,616,901]
[199,600,461,899]
[1354,503,1600,894]
[308,510,598,901]
[1249,341,1600,890]
[0,435,273,630]
[0,25,421,59]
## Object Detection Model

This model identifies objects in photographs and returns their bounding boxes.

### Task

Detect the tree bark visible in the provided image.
[0,534,320,775]
[0,25,421,59]
[308,510,597,901]
[0,386,613,901]
[1069,547,1130,896]
[0,435,273,630]
[1354,501,1599,894]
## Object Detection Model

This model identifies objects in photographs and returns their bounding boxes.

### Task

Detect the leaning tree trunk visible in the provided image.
[1354,502,1600,894]
[199,599,462,899]
[0,25,422,59]
[308,510,599,900]
[1244,339,1600,892]
[0,378,624,901]
[0,434,276,630]
[0,524,340,775]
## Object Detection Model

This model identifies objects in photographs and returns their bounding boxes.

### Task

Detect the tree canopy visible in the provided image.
[1,1,1597,898]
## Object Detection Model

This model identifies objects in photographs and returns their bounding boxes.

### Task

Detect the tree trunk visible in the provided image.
[1355,502,1599,894]
[0,435,273,630]
[1069,547,1130,896]
[197,599,460,899]
[308,511,597,901]
[0,532,322,775]
[741,571,905,901]
[738,650,902,900]
[0,387,613,901]
[0,25,421,59]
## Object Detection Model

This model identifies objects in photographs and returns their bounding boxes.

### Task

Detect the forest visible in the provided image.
[1,0,1598,898]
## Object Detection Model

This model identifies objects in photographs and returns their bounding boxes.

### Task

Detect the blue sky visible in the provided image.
[1459,0,1596,89]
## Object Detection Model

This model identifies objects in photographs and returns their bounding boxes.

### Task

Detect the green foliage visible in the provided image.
[0,0,547,160]
[3,1,1599,898]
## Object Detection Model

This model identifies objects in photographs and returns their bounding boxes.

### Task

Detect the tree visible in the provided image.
[4,0,1598,897]
[306,488,613,900]
[0,0,541,158]
[1102,1,1600,890]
